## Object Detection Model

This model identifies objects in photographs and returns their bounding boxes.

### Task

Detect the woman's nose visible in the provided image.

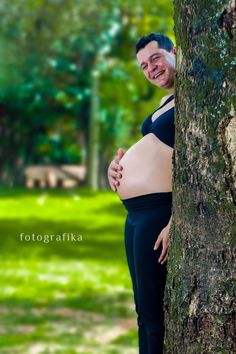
[148,62,157,76]
[148,62,157,72]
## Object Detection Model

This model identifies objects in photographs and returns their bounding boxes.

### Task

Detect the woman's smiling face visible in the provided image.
[136,40,176,90]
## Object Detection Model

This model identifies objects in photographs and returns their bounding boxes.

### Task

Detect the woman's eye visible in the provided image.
[142,65,148,71]
[152,56,160,61]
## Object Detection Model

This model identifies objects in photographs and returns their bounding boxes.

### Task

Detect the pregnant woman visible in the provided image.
[107,33,176,354]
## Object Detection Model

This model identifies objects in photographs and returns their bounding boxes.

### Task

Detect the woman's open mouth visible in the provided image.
[153,70,165,80]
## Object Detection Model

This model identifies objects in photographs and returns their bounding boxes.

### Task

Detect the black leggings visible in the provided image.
[122,192,172,354]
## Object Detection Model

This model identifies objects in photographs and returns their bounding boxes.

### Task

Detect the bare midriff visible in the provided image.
[116,134,173,199]
[116,98,174,200]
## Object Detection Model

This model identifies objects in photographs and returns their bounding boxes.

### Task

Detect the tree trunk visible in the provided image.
[165,1,235,353]
[87,57,100,190]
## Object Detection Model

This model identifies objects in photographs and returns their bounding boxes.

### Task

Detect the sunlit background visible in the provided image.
[0,0,174,353]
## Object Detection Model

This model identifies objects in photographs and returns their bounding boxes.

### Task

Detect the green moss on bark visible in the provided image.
[165,0,235,352]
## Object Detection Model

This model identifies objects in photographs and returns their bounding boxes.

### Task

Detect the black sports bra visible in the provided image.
[141,94,175,148]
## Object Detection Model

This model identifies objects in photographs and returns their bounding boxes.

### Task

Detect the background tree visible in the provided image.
[165,1,235,353]
[0,0,174,188]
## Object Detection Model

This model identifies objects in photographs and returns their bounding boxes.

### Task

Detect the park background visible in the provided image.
[0,0,175,353]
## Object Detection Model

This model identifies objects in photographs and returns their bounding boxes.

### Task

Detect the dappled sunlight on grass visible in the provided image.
[0,188,138,353]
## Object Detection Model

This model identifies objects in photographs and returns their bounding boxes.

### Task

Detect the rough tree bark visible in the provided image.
[165,1,235,353]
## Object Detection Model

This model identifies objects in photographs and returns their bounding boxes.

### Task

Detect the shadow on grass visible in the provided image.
[0,293,136,350]
[0,290,133,317]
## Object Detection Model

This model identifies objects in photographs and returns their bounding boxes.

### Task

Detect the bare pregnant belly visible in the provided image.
[116,133,173,200]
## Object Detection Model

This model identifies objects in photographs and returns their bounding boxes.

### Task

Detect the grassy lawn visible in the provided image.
[0,188,138,354]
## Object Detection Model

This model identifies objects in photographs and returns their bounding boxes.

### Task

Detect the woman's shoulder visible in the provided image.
[160,94,173,106]
[160,95,168,106]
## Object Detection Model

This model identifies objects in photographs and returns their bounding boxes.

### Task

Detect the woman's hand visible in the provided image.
[107,148,125,191]
[153,216,172,264]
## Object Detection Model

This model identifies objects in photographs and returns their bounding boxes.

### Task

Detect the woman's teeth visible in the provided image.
[154,71,164,79]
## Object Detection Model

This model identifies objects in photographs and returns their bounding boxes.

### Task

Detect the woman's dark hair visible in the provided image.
[136,33,174,54]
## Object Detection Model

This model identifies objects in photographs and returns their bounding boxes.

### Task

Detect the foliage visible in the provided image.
[0,0,174,185]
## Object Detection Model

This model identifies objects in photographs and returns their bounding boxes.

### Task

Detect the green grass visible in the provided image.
[0,188,138,354]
